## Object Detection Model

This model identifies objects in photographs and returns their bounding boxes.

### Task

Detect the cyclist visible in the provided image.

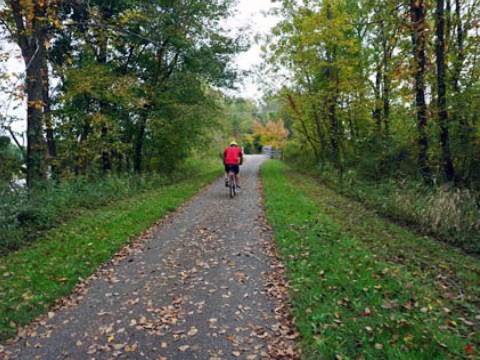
[223,141,243,188]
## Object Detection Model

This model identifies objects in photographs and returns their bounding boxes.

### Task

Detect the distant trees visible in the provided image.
[223,98,259,146]
[0,0,241,187]
[267,0,480,187]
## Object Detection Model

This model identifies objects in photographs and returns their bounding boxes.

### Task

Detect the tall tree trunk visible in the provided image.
[101,123,111,172]
[311,104,327,156]
[94,3,114,173]
[373,67,382,135]
[8,1,50,187]
[381,21,391,137]
[450,0,469,180]
[436,0,456,182]
[304,73,325,159]
[325,4,339,160]
[43,62,58,179]
[446,0,452,49]
[25,50,47,187]
[411,0,432,184]
[116,152,123,173]
[98,39,111,172]
[134,115,147,174]
[328,97,339,158]
[346,95,358,139]
[75,121,91,176]
[452,0,464,92]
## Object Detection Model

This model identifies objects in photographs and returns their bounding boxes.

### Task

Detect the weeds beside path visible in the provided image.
[261,160,479,359]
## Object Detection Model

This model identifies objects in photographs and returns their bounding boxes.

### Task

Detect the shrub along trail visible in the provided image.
[261,161,480,359]
[0,155,296,359]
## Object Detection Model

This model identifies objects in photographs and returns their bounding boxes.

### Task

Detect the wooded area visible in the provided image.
[268,0,479,188]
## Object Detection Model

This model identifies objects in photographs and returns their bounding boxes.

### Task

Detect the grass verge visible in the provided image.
[0,161,222,342]
[261,160,479,359]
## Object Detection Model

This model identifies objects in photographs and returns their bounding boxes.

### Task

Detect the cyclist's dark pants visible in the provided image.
[225,164,239,174]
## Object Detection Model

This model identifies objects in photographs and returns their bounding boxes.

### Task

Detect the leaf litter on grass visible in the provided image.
[261,161,480,359]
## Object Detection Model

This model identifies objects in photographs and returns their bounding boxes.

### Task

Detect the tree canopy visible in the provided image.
[0,0,243,186]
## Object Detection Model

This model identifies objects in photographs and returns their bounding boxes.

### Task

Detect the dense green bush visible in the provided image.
[348,137,415,181]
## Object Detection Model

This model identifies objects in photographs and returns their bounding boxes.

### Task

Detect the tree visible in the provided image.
[268,0,365,165]
[252,118,289,151]
[115,1,239,173]
[364,0,403,138]
[1,1,62,187]
[410,0,432,184]
[435,0,455,182]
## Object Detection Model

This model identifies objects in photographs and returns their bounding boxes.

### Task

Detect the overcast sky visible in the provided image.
[0,0,281,137]
[226,0,281,100]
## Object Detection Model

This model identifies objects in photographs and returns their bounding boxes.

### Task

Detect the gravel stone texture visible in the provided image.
[1,155,296,360]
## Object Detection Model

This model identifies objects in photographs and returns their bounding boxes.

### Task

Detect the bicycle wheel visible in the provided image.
[229,172,236,198]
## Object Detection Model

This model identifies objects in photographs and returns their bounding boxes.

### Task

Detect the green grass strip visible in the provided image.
[0,165,222,342]
[261,160,479,360]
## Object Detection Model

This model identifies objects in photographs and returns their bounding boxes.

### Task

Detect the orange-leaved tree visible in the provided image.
[252,118,289,151]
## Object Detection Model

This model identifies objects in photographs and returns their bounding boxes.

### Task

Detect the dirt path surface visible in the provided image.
[1,155,296,360]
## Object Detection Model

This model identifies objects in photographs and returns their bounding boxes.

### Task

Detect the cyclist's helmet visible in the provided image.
[229,141,238,146]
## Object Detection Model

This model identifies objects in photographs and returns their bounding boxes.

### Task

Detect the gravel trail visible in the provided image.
[1,155,295,360]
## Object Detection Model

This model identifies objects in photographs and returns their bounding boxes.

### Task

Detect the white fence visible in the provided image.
[262,146,283,159]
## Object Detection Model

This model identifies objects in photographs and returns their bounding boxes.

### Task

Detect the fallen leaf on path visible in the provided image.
[187,327,198,336]
[125,343,138,352]
[178,345,190,352]
[112,343,126,351]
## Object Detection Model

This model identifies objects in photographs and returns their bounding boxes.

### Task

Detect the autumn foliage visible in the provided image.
[251,118,289,151]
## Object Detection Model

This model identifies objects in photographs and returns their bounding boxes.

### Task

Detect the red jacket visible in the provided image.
[223,146,243,165]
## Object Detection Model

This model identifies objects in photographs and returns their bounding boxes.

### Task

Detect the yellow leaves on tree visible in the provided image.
[252,119,289,150]
[2,0,62,39]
